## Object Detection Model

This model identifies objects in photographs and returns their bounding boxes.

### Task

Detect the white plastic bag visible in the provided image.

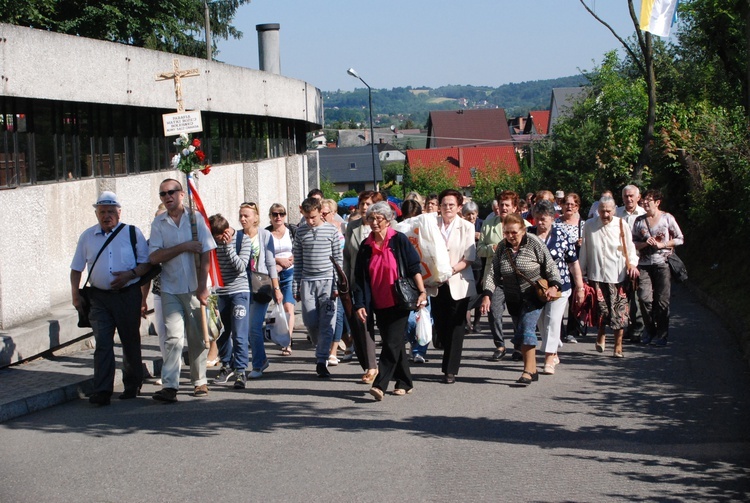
[394,213,452,287]
[265,302,291,348]
[415,306,432,346]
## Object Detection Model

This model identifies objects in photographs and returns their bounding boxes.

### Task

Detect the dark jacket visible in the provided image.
[264,222,297,240]
[352,230,421,313]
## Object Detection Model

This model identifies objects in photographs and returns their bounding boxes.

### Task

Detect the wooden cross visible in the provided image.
[155,58,200,112]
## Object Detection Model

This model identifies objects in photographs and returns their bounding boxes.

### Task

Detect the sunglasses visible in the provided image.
[159,189,180,198]
[321,211,331,217]
[271,211,286,218]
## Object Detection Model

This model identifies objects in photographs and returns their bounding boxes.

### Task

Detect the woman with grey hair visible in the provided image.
[461,200,483,332]
[529,200,585,375]
[353,201,427,400]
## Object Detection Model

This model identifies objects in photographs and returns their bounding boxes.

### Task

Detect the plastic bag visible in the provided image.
[415,306,432,346]
[265,301,291,348]
[393,213,452,287]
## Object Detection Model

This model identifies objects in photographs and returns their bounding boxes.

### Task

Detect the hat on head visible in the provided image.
[555,190,565,199]
[93,191,121,208]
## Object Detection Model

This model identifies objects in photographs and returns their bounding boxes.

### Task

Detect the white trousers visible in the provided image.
[538,289,571,354]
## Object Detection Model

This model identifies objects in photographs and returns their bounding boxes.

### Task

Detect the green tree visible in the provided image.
[0,0,251,59]
[407,162,459,196]
[319,177,339,201]
[471,164,525,208]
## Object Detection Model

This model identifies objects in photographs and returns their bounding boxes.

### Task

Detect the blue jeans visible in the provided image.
[405,299,430,357]
[249,292,271,370]
[333,297,349,343]
[510,302,543,347]
[217,292,251,372]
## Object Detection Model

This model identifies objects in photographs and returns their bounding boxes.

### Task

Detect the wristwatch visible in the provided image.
[274,287,281,291]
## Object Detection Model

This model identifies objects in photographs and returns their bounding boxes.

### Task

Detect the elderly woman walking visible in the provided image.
[353,202,427,400]
[579,195,639,358]
[481,213,561,385]
[529,200,585,375]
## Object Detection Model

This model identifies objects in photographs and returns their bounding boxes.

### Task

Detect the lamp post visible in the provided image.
[204,1,212,60]
[347,68,378,190]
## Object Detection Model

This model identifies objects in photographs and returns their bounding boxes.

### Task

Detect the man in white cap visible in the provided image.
[70,191,151,406]
[149,178,216,402]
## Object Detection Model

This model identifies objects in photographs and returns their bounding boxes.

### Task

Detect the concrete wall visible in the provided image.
[0,151,316,363]
[0,23,323,126]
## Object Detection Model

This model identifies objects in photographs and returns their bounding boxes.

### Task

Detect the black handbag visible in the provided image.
[393,247,420,311]
[251,271,274,304]
[667,252,688,282]
[77,224,126,328]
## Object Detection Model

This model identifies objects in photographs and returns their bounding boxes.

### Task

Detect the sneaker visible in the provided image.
[234,371,247,389]
[413,354,427,364]
[316,362,331,378]
[193,384,209,397]
[641,334,653,345]
[153,388,178,403]
[653,337,668,347]
[327,355,340,366]
[563,334,578,344]
[248,360,270,379]
[213,366,233,384]
[341,349,354,362]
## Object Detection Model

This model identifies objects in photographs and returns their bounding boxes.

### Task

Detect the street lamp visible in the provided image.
[347,67,378,190]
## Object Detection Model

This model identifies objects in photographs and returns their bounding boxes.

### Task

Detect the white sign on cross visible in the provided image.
[156,58,202,136]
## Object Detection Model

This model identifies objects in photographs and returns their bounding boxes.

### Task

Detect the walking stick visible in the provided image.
[186,173,211,349]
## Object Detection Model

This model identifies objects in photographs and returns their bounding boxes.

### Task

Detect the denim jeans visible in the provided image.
[510,302,543,347]
[216,291,251,372]
[405,299,430,357]
[249,292,271,370]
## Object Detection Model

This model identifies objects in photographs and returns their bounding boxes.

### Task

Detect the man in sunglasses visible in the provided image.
[148,178,217,402]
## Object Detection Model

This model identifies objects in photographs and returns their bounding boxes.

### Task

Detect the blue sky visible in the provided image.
[217,1,640,92]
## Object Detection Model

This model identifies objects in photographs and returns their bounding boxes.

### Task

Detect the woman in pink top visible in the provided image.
[353,202,427,401]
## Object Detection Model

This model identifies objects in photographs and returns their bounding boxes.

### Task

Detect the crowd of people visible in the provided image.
[70,180,684,405]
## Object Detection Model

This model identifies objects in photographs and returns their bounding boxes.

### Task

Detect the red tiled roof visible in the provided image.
[406,146,520,187]
[426,109,511,148]
[528,110,550,135]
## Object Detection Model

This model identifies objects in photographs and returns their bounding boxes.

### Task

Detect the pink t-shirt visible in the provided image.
[365,228,398,310]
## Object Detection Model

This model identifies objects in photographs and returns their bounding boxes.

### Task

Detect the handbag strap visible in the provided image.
[505,247,537,288]
[83,223,126,287]
[619,218,632,272]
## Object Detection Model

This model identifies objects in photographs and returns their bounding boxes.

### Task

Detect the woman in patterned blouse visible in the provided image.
[529,200,585,375]
[481,213,562,385]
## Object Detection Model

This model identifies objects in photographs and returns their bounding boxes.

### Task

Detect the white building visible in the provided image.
[0,23,323,365]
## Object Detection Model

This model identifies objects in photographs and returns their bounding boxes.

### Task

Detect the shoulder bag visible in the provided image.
[505,247,560,304]
[393,240,421,311]
[619,218,638,293]
[644,214,688,283]
[237,229,274,304]
[77,223,126,328]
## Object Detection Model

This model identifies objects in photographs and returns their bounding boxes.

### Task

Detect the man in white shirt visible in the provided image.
[149,178,216,402]
[70,191,151,406]
[615,185,647,342]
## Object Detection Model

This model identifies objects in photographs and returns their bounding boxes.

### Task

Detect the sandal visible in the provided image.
[361,370,378,384]
[515,370,539,385]
[206,357,221,367]
[369,387,385,401]
[281,346,292,357]
[392,388,413,396]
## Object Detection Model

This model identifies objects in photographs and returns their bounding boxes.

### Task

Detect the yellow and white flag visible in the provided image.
[640,0,679,37]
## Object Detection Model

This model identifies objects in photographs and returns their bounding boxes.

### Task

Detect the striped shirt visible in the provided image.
[293,222,343,293]
[215,229,251,295]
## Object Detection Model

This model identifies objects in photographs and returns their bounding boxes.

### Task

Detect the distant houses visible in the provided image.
[319,86,588,196]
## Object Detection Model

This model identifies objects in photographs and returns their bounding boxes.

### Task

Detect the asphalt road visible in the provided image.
[1,283,749,502]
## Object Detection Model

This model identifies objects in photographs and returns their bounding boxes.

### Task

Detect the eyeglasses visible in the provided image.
[367,215,387,224]
[271,212,286,218]
[321,211,331,218]
[241,202,257,207]
[159,189,180,198]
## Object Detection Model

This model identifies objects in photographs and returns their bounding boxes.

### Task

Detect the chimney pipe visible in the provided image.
[257,23,281,74]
